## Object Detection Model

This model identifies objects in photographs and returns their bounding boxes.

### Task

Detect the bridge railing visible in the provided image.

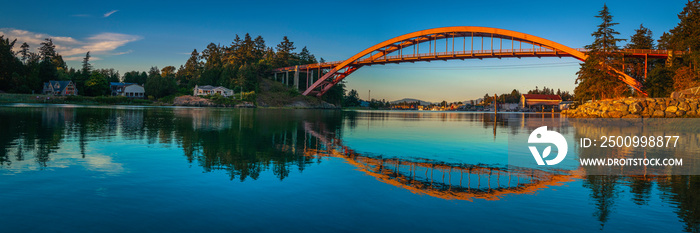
[360,48,561,62]
[575,48,674,55]
[274,48,680,72]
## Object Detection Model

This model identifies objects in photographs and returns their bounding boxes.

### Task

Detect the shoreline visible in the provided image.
[562,97,700,118]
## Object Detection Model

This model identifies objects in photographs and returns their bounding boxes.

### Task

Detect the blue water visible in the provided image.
[0,105,697,232]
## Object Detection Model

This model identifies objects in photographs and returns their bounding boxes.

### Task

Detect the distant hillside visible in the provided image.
[390,98,434,106]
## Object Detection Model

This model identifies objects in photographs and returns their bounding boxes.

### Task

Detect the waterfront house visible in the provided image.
[193,85,234,97]
[521,94,562,111]
[110,82,145,98]
[559,101,575,110]
[43,80,78,96]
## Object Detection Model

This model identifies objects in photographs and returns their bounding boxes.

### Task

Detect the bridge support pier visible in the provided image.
[285,71,288,86]
[294,65,299,90]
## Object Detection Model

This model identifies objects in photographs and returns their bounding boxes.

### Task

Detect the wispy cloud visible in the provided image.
[0,28,141,61]
[103,10,118,18]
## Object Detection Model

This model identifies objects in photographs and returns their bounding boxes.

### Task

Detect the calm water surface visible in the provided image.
[0,105,698,232]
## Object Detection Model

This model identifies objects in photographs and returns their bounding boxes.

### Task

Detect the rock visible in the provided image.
[648,102,657,111]
[653,110,665,118]
[174,95,215,107]
[666,106,678,113]
[657,103,667,110]
[676,110,686,117]
[613,103,629,112]
[679,102,690,111]
[235,102,255,108]
[608,111,625,118]
[622,114,640,118]
[667,99,679,106]
[629,102,643,114]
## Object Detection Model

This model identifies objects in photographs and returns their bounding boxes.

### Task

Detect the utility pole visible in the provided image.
[369,90,371,102]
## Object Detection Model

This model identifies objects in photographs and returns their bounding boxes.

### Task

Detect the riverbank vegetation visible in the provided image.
[0,32,342,107]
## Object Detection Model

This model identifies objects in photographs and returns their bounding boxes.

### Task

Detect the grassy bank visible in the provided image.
[0,93,159,105]
[256,79,336,108]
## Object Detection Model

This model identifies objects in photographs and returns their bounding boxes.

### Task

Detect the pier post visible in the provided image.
[494,94,498,114]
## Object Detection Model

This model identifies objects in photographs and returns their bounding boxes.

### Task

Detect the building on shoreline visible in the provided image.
[193,85,234,97]
[110,82,145,98]
[42,81,78,96]
[521,94,562,111]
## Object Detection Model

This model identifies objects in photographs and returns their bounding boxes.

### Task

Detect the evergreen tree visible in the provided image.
[645,66,674,97]
[625,25,656,83]
[39,38,56,62]
[666,0,700,91]
[82,51,92,73]
[275,36,296,67]
[19,42,29,63]
[182,49,202,85]
[0,36,22,92]
[574,4,629,100]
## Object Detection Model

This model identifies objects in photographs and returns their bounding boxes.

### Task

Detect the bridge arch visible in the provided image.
[297,26,644,96]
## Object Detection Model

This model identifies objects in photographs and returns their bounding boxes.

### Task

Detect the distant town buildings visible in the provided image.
[110,82,145,98]
[42,81,78,96]
[193,85,234,97]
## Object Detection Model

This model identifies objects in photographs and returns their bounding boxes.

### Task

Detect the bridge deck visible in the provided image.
[272,48,677,72]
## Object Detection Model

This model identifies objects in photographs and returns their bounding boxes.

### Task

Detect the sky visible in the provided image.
[0,0,689,102]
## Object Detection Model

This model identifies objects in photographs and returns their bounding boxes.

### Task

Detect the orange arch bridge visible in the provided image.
[272,26,678,96]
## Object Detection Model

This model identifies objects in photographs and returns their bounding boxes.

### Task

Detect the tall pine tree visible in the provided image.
[574,4,629,100]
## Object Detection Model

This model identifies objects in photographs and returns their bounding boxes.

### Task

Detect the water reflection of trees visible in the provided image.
[570,118,700,231]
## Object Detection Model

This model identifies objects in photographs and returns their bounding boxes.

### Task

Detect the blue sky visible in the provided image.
[0,0,688,102]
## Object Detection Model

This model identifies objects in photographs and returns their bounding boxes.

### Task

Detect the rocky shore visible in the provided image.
[562,98,700,118]
[173,95,255,108]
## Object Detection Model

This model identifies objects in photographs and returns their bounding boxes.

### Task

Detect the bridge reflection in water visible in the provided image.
[290,120,581,201]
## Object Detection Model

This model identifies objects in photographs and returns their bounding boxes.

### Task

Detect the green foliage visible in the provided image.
[235,91,256,102]
[645,66,674,97]
[83,71,109,96]
[203,94,241,105]
[343,89,361,107]
[625,24,657,84]
[575,4,630,100]
[123,71,147,84]
[157,94,178,103]
[63,95,151,105]
[663,0,700,92]
[145,73,177,98]
[0,36,23,92]
[1,31,323,104]
[323,81,345,106]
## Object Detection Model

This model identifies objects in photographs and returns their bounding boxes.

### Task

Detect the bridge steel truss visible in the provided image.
[273,27,677,97]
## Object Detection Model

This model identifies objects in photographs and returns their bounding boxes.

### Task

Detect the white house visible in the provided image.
[122,84,145,98]
[193,85,234,97]
[110,82,145,98]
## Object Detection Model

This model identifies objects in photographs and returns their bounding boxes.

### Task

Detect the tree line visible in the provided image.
[0,33,333,100]
[575,1,700,100]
